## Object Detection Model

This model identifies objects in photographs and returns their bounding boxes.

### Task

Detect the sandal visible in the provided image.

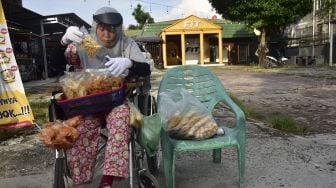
[101,182,112,188]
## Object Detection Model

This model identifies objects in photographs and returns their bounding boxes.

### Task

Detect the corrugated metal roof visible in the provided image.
[124,29,142,37]
[219,23,255,38]
[133,17,255,39]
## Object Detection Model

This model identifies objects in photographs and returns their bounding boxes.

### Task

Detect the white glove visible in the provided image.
[105,57,133,77]
[61,26,83,45]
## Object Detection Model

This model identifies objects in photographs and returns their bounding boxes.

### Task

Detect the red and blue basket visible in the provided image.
[56,85,125,118]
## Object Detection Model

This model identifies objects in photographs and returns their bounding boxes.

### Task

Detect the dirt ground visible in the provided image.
[0,66,335,188]
[210,66,336,134]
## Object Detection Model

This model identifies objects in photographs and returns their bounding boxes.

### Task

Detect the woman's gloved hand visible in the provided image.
[105,57,133,77]
[61,26,83,45]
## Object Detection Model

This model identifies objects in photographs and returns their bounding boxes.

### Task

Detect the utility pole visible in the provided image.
[313,0,315,58]
[40,20,48,79]
[329,0,334,66]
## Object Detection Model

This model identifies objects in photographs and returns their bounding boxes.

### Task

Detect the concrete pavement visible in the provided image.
[0,120,335,188]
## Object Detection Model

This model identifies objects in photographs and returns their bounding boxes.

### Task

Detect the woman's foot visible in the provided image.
[99,175,114,188]
[100,182,112,188]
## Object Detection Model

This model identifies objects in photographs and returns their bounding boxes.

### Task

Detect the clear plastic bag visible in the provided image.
[128,100,144,128]
[59,70,123,99]
[57,70,125,117]
[158,88,218,140]
[39,116,81,149]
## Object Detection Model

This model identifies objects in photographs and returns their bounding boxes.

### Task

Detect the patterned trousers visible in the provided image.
[66,104,130,185]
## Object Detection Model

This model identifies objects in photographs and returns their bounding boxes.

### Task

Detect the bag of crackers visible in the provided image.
[39,116,81,149]
[57,69,125,117]
[158,88,219,140]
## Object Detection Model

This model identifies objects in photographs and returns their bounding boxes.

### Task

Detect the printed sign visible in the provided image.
[0,0,34,129]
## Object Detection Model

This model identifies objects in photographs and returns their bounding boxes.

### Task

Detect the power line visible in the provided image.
[132,0,201,14]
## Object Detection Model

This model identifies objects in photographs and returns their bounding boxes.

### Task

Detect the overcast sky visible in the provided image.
[22,0,221,27]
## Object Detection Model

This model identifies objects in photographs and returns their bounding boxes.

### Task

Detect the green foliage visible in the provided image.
[319,0,336,20]
[128,24,139,30]
[131,4,154,29]
[208,0,313,34]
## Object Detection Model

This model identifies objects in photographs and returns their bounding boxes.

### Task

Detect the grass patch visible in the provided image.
[228,93,263,120]
[228,93,307,135]
[0,130,19,141]
[0,102,49,141]
[30,101,50,125]
[0,100,50,141]
[267,114,306,134]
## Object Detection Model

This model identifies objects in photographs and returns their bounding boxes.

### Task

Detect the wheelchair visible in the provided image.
[48,78,160,188]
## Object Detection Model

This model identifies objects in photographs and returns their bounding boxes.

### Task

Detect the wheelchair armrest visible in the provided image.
[52,90,63,96]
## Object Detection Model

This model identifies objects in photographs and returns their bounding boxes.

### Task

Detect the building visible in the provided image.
[285,0,336,65]
[2,0,90,81]
[135,15,258,68]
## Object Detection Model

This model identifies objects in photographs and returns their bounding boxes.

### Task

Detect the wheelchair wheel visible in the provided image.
[53,157,67,188]
[149,95,157,115]
[146,153,160,175]
[137,94,157,116]
[95,132,108,172]
[138,171,160,188]
[50,97,68,188]
[52,133,107,188]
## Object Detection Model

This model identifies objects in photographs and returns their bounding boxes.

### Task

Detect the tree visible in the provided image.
[131,4,154,29]
[208,0,313,66]
[320,0,336,19]
[127,24,138,30]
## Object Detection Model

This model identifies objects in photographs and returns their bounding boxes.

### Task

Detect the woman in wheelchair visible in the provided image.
[60,7,150,188]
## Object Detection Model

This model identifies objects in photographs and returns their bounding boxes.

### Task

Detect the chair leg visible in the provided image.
[237,144,245,188]
[212,149,221,163]
[161,132,175,188]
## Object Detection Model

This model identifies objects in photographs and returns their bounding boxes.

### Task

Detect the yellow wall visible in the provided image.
[161,15,223,67]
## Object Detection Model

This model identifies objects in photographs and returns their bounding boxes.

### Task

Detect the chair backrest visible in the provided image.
[158,65,228,110]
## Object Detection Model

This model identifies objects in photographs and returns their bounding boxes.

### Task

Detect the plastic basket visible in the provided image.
[57,87,125,118]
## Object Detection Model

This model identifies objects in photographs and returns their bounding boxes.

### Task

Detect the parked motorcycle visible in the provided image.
[264,55,288,68]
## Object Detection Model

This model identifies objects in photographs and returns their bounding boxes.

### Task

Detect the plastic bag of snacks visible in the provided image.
[59,69,123,99]
[57,70,125,117]
[158,88,219,140]
[39,116,81,149]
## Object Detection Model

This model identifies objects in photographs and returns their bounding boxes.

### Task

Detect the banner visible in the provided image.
[0,0,34,129]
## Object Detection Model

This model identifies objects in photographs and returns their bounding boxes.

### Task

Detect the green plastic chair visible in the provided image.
[158,65,246,188]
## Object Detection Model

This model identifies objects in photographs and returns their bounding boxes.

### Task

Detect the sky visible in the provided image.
[22,0,221,27]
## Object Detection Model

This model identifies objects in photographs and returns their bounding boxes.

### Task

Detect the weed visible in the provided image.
[228,93,308,134]
[30,101,50,125]
[0,101,49,141]
[267,114,306,134]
